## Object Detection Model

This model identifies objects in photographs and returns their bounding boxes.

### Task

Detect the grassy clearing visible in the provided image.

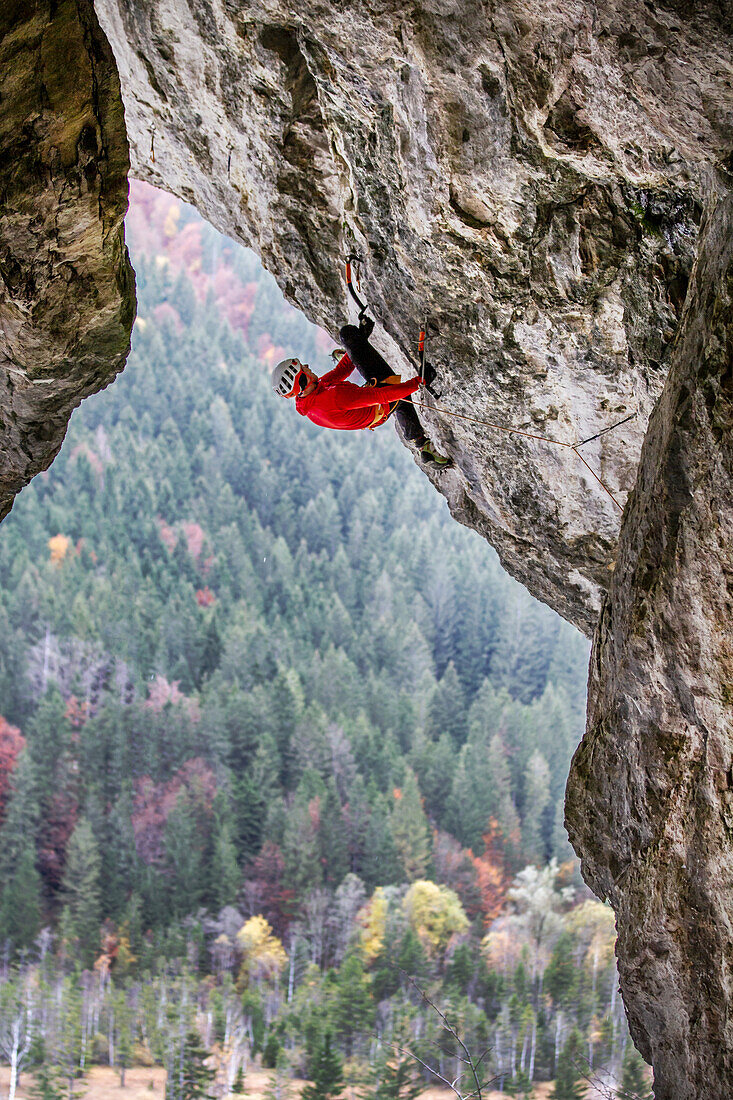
[1,1065,561,1100]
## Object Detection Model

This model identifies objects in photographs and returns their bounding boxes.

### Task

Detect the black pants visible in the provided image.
[339,323,426,444]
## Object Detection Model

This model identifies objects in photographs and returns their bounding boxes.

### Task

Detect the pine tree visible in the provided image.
[617,1045,653,1100]
[164,793,205,917]
[550,1029,587,1100]
[233,771,267,860]
[362,791,401,888]
[59,817,102,967]
[506,1069,535,1098]
[374,1052,423,1099]
[263,1051,291,1100]
[0,841,42,947]
[301,1033,344,1100]
[210,815,240,910]
[112,986,135,1086]
[391,769,430,882]
[425,662,467,745]
[333,951,374,1056]
[319,780,349,887]
[521,751,551,864]
[27,1062,63,1100]
[545,934,578,1010]
[178,1029,215,1100]
[0,749,40,883]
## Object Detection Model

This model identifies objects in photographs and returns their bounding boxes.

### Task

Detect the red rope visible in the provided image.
[411,398,625,511]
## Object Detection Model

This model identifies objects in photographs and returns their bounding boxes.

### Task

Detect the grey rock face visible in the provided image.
[5,0,733,1091]
[566,174,733,1099]
[94,0,732,634]
[0,0,135,521]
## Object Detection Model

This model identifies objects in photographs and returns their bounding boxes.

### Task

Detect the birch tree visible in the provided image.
[0,969,36,1100]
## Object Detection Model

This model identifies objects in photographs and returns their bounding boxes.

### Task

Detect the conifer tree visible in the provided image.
[26,1062,63,1100]
[165,794,205,917]
[545,934,578,1010]
[550,1029,587,1100]
[374,1051,423,1100]
[178,1029,215,1100]
[233,772,267,860]
[506,1069,535,1098]
[319,780,349,887]
[301,1032,344,1100]
[333,950,374,1056]
[263,1051,291,1100]
[59,817,102,967]
[210,815,240,910]
[391,769,430,882]
[617,1045,653,1100]
[0,842,42,948]
[521,751,551,864]
[425,662,466,745]
[0,750,40,882]
[112,985,135,1086]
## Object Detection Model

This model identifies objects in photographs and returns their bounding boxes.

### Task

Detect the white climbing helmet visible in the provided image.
[271,358,305,398]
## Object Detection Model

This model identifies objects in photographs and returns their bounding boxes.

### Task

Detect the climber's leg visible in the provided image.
[339,324,398,386]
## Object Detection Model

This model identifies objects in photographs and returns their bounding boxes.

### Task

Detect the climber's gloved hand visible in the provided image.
[358,315,375,339]
[421,361,437,388]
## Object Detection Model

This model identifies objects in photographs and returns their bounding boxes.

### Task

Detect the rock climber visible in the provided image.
[271,317,451,468]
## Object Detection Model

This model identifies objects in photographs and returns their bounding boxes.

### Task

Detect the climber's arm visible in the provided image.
[336,377,421,409]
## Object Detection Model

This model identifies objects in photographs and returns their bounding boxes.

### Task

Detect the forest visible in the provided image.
[0,184,650,1099]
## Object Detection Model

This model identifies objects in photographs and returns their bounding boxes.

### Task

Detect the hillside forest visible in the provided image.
[0,183,650,1099]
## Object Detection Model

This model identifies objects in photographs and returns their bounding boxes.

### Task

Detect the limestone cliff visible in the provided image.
[566,174,733,1100]
[94,0,732,634]
[3,0,733,1093]
[0,0,135,521]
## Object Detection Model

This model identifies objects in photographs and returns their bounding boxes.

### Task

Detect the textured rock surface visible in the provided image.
[566,173,733,1099]
[95,0,732,634]
[0,0,135,520]
[5,1,733,1091]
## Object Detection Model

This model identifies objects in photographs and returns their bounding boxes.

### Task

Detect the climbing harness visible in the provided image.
[342,256,635,509]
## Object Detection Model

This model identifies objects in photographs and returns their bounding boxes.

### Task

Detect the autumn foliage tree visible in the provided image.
[470,819,510,927]
[0,718,25,823]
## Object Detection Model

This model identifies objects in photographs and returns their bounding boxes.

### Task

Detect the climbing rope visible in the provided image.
[342,256,634,511]
[410,396,634,510]
[574,412,637,449]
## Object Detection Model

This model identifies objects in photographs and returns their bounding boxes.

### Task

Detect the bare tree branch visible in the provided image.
[398,969,490,1100]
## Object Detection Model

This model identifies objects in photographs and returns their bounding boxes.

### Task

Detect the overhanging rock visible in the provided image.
[94,0,732,635]
[0,0,135,521]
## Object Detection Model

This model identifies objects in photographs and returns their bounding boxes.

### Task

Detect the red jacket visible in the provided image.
[295,354,420,431]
